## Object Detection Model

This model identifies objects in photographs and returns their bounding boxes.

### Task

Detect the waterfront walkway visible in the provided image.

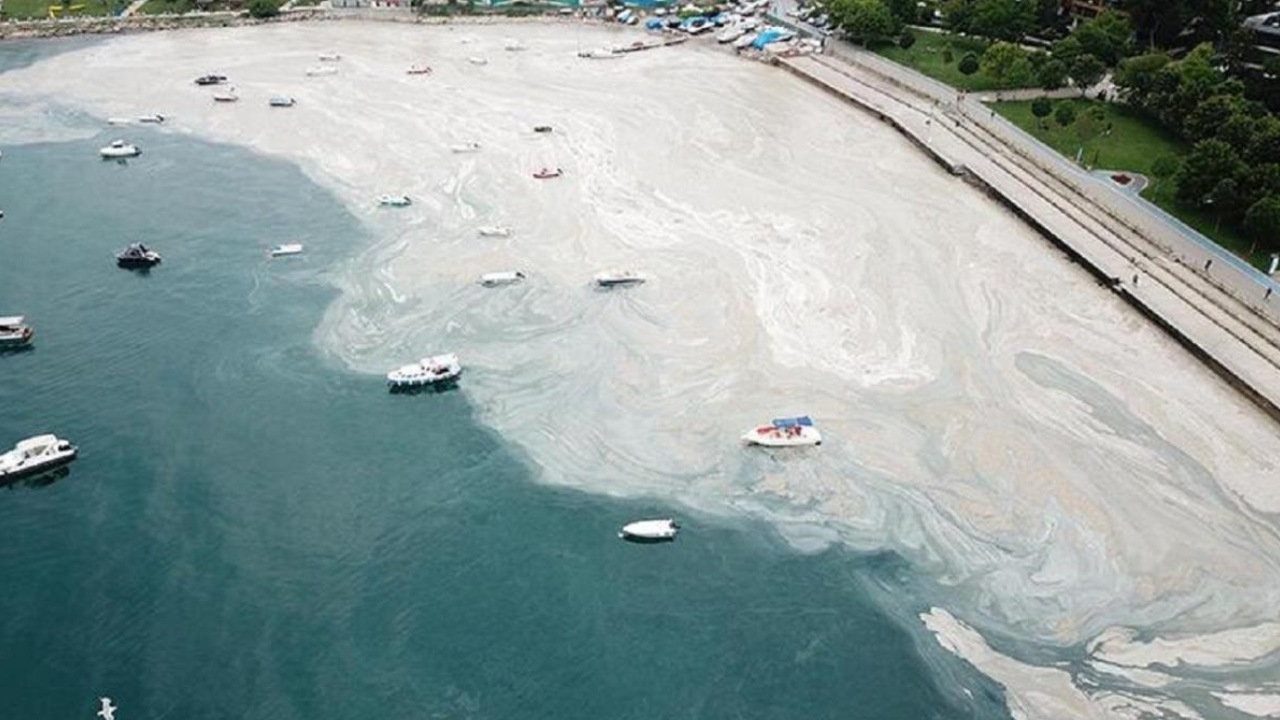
[777,49,1280,418]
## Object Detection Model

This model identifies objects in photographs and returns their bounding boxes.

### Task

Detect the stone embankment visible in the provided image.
[778,49,1280,421]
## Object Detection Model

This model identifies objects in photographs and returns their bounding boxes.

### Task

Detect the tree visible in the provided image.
[248,0,278,17]
[1149,155,1182,197]
[1184,94,1248,143]
[1038,59,1068,90]
[1050,35,1083,66]
[1176,139,1246,207]
[980,41,1029,84]
[958,52,980,78]
[1031,96,1053,128]
[1070,10,1133,66]
[1244,196,1280,253]
[898,31,916,49]
[969,0,1035,41]
[831,0,899,46]
[1070,54,1106,97]
[1113,52,1170,105]
[1054,102,1077,128]
[1208,177,1241,230]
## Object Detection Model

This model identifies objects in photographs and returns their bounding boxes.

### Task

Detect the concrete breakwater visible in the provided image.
[778,51,1280,422]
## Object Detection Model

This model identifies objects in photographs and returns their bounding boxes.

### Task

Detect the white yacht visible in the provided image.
[138,113,166,124]
[467,57,489,66]
[99,140,141,159]
[0,434,78,481]
[479,271,526,287]
[269,96,296,107]
[386,353,462,389]
[451,142,482,153]
[742,416,822,447]
[378,194,412,207]
[618,519,679,542]
[107,117,132,125]
[306,65,338,76]
[717,26,746,43]
[212,88,239,103]
[270,243,304,257]
[0,316,34,348]
[579,47,623,60]
[318,52,342,61]
[733,32,759,49]
[593,270,645,287]
[477,225,510,237]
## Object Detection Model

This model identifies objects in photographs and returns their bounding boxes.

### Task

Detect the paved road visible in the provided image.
[776,50,1280,417]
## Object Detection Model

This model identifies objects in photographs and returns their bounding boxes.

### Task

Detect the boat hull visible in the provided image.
[0,330,34,348]
[0,447,77,482]
[741,428,822,447]
[117,256,161,268]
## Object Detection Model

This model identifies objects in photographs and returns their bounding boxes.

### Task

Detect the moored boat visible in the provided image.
[386,353,462,389]
[194,74,227,86]
[305,65,338,77]
[318,52,342,61]
[467,57,489,66]
[533,125,553,133]
[137,113,166,124]
[378,194,412,207]
[533,167,563,179]
[479,271,526,287]
[451,142,481,153]
[579,47,623,60]
[618,519,679,542]
[477,225,510,237]
[407,65,433,75]
[99,140,141,159]
[0,434,77,482]
[116,242,162,268]
[593,270,645,287]
[742,416,821,447]
[0,316,34,348]
[270,243,304,257]
[269,96,296,107]
[212,88,239,103]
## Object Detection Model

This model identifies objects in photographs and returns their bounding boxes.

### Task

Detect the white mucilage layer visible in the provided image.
[5,22,1279,718]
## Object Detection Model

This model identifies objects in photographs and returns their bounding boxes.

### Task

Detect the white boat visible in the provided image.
[717,26,746,43]
[618,519,679,542]
[270,243,304,257]
[477,225,510,237]
[742,416,822,447]
[386,353,462,389]
[99,140,141,159]
[0,434,77,481]
[269,96,296,107]
[479,271,526,287]
[733,32,759,49]
[137,113,166,124]
[593,270,645,287]
[451,142,482,153]
[212,89,239,103]
[378,194,412,207]
[504,39,526,51]
[107,117,131,125]
[579,47,623,60]
[467,57,489,66]
[306,65,338,77]
[407,65,433,75]
[0,316,34,348]
[318,52,342,61]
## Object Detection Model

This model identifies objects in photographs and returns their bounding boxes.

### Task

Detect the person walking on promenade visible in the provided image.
[1205,259,1213,272]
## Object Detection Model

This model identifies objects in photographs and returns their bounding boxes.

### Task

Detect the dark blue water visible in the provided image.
[0,112,1011,718]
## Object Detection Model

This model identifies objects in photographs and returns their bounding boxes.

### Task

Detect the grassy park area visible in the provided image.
[1,0,116,18]
[994,99,1260,262]
[872,28,1004,92]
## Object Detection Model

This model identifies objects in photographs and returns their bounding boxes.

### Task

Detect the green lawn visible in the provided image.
[871,28,1005,92]
[994,98,1263,264]
[1,0,116,18]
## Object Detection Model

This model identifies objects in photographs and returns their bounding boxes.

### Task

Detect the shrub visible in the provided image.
[248,0,278,18]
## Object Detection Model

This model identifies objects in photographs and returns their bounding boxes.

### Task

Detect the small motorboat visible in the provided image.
[194,74,228,86]
[467,57,488,66]
[717,26,746,43]
[269,96,296,107]
[532,167,563,179]
[212,88,239,103]
[407,65,433,75]
[99,140,141,159]
[0,434,77,482]
[733,32,759,49]
[742,416,822,447]
[618,519,679,542]
[533,125,553,133]
[477,225,510,237]
[116,242,162,268]
[107,117,131,125]
[479,271,526,287]
[378,194,412,207]
[0,316,34,348]
[578,48,623,60]
[137,113,166,124]
[270,243,304,258]
[386,353,462,389]
[593,270,645,287]
[318,52,342,61]
[306,65,338,77]
[451,142,481,153]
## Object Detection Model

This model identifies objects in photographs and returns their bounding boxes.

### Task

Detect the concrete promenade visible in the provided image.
[777,49,1280,420]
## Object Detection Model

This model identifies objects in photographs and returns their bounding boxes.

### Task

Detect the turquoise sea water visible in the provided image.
[0,48,1011,720]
